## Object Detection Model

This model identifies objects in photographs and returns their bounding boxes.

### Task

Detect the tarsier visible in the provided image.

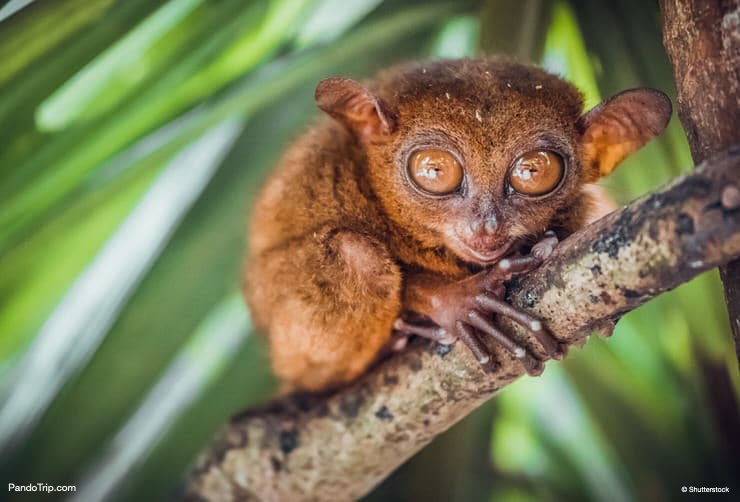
[244,58,670,391]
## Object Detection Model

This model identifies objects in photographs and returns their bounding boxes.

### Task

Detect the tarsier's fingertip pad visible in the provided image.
[391,337,408,351]
[545,341,567,361]
[524,357,545,376]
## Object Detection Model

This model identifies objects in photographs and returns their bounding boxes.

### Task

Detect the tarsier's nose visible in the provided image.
[467,214,498,236]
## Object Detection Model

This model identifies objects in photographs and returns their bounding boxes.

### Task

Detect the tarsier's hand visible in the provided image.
[393,231,565,374]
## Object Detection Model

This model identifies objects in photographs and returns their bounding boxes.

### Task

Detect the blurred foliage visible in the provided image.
[0,1,737,501]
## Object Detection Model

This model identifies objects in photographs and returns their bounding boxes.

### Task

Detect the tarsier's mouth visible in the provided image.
[447,235,512,266]
[462,245,511,264]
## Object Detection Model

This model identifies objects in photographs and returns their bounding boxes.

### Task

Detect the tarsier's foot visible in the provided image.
[393,231,566,374]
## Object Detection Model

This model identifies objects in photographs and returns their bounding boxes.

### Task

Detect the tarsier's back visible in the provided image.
[244,58,671,392]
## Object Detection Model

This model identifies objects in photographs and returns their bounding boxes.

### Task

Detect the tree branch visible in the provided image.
[660,0,740,365]
[185,149,740,501]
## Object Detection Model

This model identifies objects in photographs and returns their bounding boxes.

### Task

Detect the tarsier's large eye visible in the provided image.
[408,149,463,195]
[509,150,565,196]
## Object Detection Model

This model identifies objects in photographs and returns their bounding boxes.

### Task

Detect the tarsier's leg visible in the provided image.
[397,232,564,374]
[246,228,401,391]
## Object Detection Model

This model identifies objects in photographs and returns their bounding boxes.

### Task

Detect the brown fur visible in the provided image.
[244,57,670,391]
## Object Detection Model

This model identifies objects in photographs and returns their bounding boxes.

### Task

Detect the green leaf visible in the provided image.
[0,0,114,85]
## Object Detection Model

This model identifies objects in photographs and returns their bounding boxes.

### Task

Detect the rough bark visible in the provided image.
[660,0,740,363]
[184,149,740,501]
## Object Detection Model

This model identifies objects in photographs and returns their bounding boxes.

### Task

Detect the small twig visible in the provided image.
[185,148,740,501]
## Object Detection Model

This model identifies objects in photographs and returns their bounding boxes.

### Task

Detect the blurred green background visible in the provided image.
[0,0,738,500]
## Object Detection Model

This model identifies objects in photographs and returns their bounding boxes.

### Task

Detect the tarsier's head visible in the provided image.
[315,58,671,266]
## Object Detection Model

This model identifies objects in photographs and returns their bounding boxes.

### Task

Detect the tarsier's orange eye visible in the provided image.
[408,149,463,195]
[509,150,565,196]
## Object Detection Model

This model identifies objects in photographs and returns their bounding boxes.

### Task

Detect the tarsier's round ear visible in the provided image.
[577,88,672,180]
[315,77,396,141]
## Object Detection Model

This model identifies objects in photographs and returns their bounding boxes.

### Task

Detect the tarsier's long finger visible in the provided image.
[455,321,491,365]
[475,293,564,360]
[476,293,543,332]
[485,255,542,283]
[393,319,455,344]
[466,309,526,360]
[459,318,542,375]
